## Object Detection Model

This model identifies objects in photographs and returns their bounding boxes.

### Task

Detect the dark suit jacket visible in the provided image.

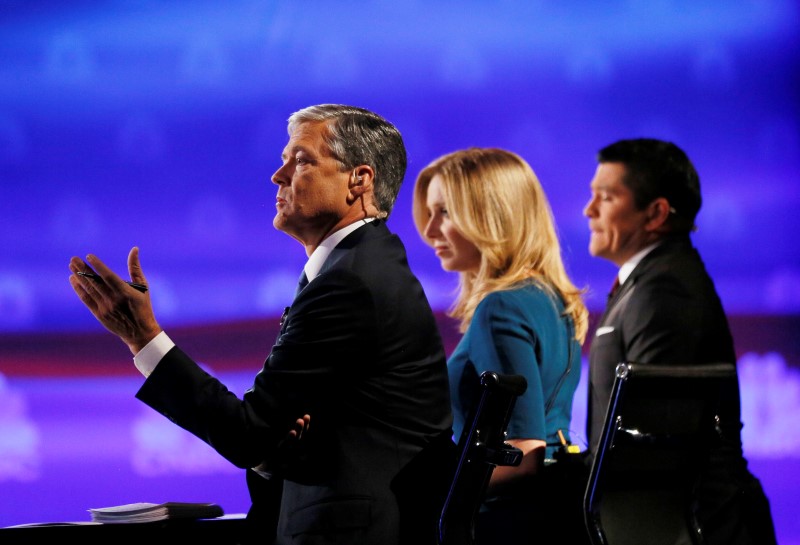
[136,220,454,545]
[587,235,776,545]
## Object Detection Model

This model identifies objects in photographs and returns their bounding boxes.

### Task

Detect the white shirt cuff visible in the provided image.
[250,465,274,480]
[133,331,175,378]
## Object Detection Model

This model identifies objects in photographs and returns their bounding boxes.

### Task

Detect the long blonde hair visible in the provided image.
[413,147,588,342]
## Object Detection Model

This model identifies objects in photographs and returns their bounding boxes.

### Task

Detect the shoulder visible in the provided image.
[318,222,405,276]
[337,219,397,250]
[325,221,405,270]
[473,283,560,325]
[632,240,712,301]
[639,237,704,276]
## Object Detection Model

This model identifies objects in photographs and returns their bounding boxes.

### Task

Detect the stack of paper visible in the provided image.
[88,502,224,524]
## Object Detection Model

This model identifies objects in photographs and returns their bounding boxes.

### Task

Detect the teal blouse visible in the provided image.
[448,282,580,459]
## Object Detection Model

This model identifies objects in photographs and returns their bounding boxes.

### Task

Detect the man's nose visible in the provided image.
[272,165,289,185]
[583,198,595,217]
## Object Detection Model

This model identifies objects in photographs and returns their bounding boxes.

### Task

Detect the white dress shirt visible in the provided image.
[617,241,661,287]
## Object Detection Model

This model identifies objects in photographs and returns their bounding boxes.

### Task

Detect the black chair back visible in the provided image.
[438,371,528,545]
[584,362,737,545]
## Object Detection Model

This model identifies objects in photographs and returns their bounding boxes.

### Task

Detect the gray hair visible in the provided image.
[288,104,407,218]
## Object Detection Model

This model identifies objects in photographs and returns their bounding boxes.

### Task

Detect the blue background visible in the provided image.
[1,1,799,541]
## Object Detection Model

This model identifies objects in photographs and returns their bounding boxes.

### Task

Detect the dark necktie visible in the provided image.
[609,276,620,298]
[282,271,310,327]
[295,271,309,298]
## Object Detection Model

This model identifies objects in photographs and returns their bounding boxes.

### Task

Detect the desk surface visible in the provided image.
[0,516,249,545]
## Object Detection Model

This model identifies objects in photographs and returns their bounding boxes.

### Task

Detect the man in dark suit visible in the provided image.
[583,138,777,545]
[68,104,454,545]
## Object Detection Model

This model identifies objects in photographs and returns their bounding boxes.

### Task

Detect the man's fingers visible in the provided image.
[289,414,311,440]
[297,414,310,439]
[127,246,147,285]
[85,253,112,278]
[69,274,104,318]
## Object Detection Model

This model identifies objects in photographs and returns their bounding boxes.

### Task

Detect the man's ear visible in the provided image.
[348,165,374,197]
[644,197,672,232]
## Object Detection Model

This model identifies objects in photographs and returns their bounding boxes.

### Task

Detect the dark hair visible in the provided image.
[598,138,701,231]
[288,104,407,218]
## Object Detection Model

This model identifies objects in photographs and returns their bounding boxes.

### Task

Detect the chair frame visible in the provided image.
[583,362,737,545]
[437,371,528,545]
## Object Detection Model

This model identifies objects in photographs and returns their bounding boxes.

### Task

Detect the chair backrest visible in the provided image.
[438,371,528,545]
[583,362,737,545]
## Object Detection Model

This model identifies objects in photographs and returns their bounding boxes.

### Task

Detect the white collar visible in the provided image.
[618,241,661,286]
[303,218,375,282]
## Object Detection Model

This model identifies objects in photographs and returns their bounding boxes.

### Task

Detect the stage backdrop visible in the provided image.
[1,1,798,542]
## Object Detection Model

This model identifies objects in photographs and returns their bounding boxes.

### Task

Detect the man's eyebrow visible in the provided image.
[281,144,311,161]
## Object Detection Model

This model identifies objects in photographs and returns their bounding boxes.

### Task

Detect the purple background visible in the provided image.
[1,1,798,542]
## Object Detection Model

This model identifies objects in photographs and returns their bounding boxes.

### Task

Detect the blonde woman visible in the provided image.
[413,147,590,545]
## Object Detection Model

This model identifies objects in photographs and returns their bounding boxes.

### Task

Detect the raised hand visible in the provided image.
[68,246,162,354]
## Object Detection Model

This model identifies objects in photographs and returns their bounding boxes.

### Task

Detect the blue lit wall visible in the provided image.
[1,0,798,331]
[1,1,799,541]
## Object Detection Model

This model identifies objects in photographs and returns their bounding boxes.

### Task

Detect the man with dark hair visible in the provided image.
[584,138,777,545]
[69,104,454,545]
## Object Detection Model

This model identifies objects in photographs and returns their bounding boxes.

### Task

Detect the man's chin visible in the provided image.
[273,216,288,231]
[589,248,615,264]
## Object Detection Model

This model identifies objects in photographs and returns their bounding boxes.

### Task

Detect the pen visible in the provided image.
[557,429,581,454]
[76,271,149,293]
